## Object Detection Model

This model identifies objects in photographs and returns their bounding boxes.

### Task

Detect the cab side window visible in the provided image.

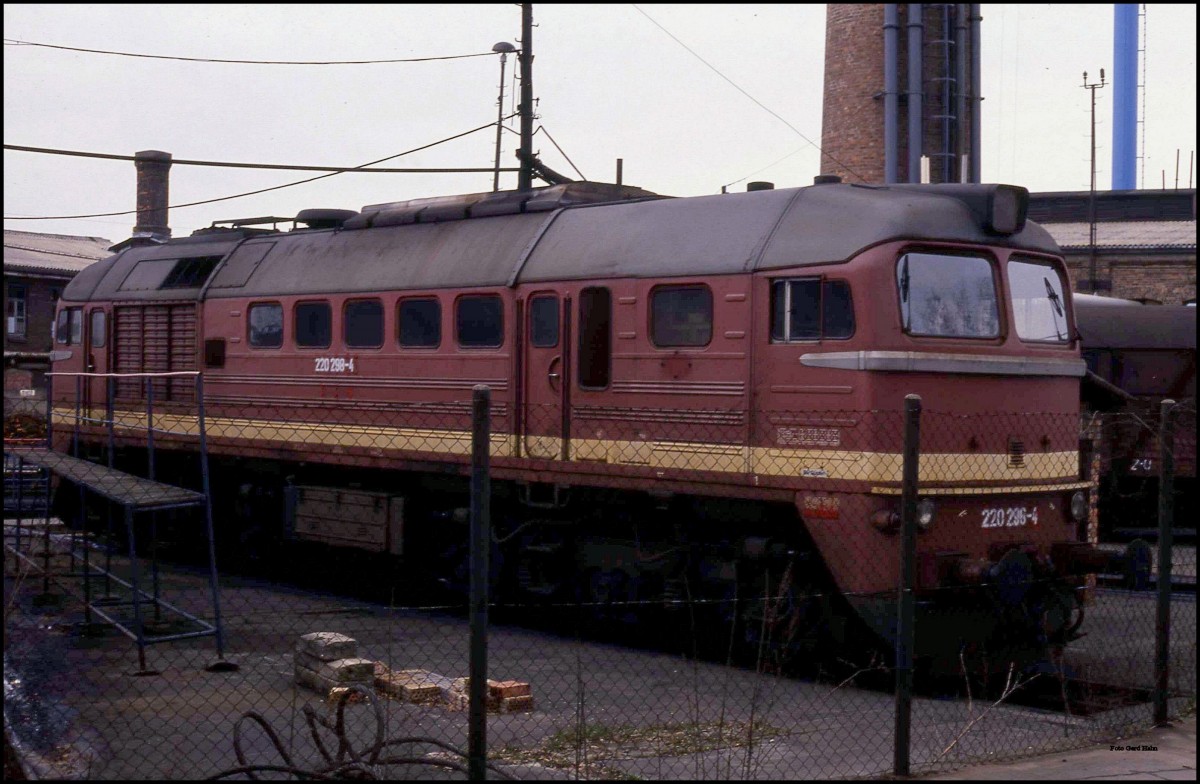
[770,279,854,342]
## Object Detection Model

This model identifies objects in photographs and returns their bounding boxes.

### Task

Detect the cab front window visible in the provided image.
[897,252,999,338]
[1008,258,1070,342]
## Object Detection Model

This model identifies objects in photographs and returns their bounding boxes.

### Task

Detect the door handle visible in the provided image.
[547,355,562,384]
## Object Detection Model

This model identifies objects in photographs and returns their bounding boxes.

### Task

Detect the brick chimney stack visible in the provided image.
[133,150,172,239]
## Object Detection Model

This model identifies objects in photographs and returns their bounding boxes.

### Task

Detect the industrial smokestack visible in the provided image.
[1112,4,1138,190]
[133,149,172,240]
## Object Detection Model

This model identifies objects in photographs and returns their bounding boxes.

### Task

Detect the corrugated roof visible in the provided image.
[3,229,113,276]
[1041,220,1196,250]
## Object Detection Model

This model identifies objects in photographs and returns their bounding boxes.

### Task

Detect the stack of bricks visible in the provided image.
[293,632,375,699]
[446,677,534,714]
[373,663,445,705]
[373,663,533,713]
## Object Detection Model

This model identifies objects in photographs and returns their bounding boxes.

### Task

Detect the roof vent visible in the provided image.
[747,181,774,192]
[813,174,842,185]
[295,208,358,230]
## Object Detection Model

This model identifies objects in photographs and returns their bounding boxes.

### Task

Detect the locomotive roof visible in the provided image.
[1074,294,1197,350]
[61,181,1061,303]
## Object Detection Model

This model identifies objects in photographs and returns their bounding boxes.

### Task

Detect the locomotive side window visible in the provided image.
[248,303,283,348]
[55,307,83,345]
[90,310,107,348]
[770,279,854,341]
[345,299,384,348]
[897,253,999,338]
[578,287,611,388]
[1007,258,1070,342]
[295,301,332,348]
[529,295,559,348]
[651,285,712,347]
[399,298,441,348]
[456,294,503,348]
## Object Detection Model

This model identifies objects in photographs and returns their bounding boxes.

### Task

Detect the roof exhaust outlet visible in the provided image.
[747,181,775,192]
[295,209,358,230]
[813,174,842,185]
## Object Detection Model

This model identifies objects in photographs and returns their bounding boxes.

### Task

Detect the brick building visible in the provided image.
[4,229,112,413]
[1030,190,1196,305]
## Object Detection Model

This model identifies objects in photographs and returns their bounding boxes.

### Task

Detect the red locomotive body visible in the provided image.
[50,180,1121,661]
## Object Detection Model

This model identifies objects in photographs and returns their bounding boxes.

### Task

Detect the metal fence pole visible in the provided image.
[1153,398,1176,725]
[894,394,921,777]
[196,373,228,662]
[469,385,492,780]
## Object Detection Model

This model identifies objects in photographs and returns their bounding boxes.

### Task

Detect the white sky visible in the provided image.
[4,4,1197,242]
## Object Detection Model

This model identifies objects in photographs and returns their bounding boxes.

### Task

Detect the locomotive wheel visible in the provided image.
[583,566,638,625]
[514,528,572,599]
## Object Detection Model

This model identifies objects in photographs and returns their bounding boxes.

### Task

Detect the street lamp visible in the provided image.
[492,41,517,192]
[1082,68,1106,293]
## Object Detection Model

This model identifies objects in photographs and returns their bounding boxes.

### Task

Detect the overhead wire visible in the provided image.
[2,38,493,65]
[630,4,867,186]
[4,114,518,221]
[4,144,519,174]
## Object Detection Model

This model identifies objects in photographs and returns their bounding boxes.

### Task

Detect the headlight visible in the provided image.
[1070,491,1088,521]
[916,498,937,530]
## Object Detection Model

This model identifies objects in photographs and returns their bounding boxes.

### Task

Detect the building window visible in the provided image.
[529,295,559,348]
[398,297,441,348]
[651,285,712,347]
[6,284,27,338]
[295,301,332,348]
[248,302,284,348]
[771,279,855,341]
[345,299,384,348]
[578,287,611,388]
[456,294,503,348]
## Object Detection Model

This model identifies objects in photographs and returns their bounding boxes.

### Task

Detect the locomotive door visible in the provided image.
[522,292,568,459]
[83,307,110,420]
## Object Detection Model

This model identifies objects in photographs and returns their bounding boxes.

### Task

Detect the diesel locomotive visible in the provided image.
[49,178,1136,661]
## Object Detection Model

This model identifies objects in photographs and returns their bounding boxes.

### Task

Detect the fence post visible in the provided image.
[469,385,492,780]
[894,394,921,777]
[1153,398,1175,725]
[195,372,228,664]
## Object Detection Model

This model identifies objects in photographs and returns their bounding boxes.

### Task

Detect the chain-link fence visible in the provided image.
[4,377,1195,779]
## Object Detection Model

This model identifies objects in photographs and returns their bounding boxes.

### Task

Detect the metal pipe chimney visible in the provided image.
[907,3,924,183]
[133,150,172,240]
[1112,4,1139,190]
[884,4,900,183]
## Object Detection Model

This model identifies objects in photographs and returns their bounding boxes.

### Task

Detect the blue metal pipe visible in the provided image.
[1112,4,1139,190]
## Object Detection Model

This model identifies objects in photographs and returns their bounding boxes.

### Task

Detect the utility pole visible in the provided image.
[517,3,535,191]
[1083,69,1106,293]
